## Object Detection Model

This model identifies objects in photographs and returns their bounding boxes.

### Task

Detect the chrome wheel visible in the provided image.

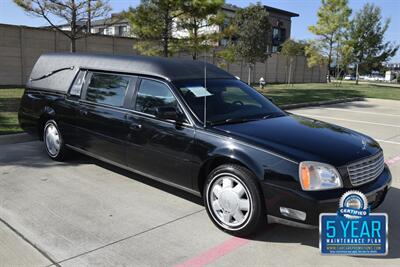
[45,123,61,157]
[208,173,252,228]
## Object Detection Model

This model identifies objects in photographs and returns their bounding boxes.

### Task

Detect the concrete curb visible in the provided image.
[281,97,365,110]
[0,133,35,145]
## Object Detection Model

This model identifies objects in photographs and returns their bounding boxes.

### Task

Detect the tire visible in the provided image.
[204,164,266,237]
[43,120,68,161]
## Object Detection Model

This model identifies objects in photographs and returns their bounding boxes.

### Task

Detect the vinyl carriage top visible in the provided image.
[27,52,234,93]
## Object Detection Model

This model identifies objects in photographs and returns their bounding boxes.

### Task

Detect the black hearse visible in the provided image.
[19,53,391,236]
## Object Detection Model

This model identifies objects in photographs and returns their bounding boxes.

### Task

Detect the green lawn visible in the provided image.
[0,88,24,135]
[0,83,400,135]
[260,82,400,106]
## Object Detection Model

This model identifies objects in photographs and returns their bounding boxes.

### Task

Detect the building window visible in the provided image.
[118,25,127,36]
[220,38,228,47]
[105,27,113,35]
[272,46,278,53]
[272,27,287,47]
[280,28,286,42]
[272,27,280,39]
[98,27,105,34]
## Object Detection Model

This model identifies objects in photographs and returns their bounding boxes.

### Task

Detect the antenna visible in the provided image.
[203,51,207,128]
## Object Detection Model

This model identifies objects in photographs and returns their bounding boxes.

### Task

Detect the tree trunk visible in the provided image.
[162,8,169,57]
[70,0,77,53]
[355,63,359,85]
[70,39,76,53]
[288,58,293,85]
[192,20,198,60]
[327,37,333,83]
[327,54,332,83]
[163,38,169,57]
[87,0,91,34]
[192,37,198,60]
[248,65,251,85]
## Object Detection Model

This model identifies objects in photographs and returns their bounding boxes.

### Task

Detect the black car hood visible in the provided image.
[213,114,381,166]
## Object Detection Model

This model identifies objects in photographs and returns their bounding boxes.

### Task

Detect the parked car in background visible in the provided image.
[385,71,395,82]
[19,53,392,236]
[364,75,385,82]
[344,74,356,81]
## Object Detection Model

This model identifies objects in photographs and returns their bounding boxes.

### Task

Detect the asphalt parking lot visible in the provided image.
[0,98,399,267]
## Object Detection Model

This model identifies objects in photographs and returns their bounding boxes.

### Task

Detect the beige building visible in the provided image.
[57,4,298,53]
[57,15,130,37]
[219,4,298,52]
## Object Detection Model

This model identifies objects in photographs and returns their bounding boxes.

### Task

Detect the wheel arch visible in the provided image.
[37,106,57,140]
[196,149,264,196]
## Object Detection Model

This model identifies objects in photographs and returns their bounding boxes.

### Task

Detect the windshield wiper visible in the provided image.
[209,117,259,126]
[259,112,285,120]
[209,112,285,126]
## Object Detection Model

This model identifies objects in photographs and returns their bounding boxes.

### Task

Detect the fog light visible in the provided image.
[280,207,306,221]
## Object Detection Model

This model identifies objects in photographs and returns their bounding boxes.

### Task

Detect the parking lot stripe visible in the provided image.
[295,114,400,128]
[175,224,275,267]
[322,108,400,117]
[376,139,400,145]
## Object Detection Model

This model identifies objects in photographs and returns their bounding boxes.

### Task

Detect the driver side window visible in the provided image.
[135,79,179,117]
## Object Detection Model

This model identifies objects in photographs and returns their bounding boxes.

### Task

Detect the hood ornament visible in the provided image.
[361,139,367,150]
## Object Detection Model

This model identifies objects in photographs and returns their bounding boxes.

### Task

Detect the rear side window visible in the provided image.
[85,73,130,107]
[135,79,178,116]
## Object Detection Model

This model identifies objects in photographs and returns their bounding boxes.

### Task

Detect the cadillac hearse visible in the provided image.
[19,53,391,236]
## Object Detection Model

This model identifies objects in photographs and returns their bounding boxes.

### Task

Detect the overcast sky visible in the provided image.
[0,0,398,62]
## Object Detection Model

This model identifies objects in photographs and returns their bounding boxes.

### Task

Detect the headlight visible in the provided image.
[299,161,342,191]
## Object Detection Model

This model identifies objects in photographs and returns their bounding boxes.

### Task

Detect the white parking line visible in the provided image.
[295,114,400,128]
[376,139,400,145]
[321,108,400,117]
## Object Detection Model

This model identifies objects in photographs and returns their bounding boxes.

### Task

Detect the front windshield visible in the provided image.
[174,79,285,125]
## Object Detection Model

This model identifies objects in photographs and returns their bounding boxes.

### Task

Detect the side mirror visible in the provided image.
[156,106,184,122]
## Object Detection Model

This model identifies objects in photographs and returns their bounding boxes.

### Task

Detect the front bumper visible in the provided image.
[262,165,392,228]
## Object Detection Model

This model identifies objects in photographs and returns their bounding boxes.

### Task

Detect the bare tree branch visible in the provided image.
[14,0,111,52]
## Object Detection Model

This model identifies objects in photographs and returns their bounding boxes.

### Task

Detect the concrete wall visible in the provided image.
[0,23,326,87]
[218,54,326,85]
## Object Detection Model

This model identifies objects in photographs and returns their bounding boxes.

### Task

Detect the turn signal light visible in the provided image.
[300,165,311,190]
[299,161,342,191]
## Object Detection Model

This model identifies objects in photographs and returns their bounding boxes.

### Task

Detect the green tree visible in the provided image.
[348,3,399,84]
[127,0,183,57]
[281,39,306,84]
[215,23,237,68]
[177,0,225,60]
[305,41,328,68]
[334,40,353,82]
[232,3,271,85]
[14,0,111,52]
[308,0,351,82]
[216,46,235,68]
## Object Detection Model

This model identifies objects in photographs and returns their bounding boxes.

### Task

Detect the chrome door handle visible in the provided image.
[129,123,142,130]
[79,109,88,115]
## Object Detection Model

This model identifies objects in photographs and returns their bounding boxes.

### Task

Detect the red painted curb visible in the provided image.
[176,225,275,267]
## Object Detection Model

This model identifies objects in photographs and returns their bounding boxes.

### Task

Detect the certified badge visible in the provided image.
[320,191,388,255]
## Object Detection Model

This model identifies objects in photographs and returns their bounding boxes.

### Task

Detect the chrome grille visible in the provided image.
[347,152,385,186]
